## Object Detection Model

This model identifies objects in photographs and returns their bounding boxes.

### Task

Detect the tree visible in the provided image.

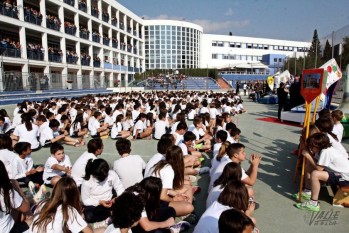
[322,39,332,62]
[307,29,322,68]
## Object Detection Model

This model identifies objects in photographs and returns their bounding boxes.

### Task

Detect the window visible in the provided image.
[212,54,218,59]
[212,41,217,46]
[217,42,224,47]
[247,44,252,49]
[274,58,277,62]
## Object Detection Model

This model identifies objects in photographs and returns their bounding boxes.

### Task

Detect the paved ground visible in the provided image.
[2,96,349,233]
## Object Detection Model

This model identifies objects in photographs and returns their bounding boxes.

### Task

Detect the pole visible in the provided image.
[303,47,306,70]
[315,42,318,68]
[294,52,297,75]
[331,31,334,58]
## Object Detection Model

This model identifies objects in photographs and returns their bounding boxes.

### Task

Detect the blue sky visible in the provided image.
[117,0,349,42]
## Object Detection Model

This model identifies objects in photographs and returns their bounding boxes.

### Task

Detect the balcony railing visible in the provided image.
[27,49,44,61]
[0,4,18,19]
[78,3,87,13]
[103,38,110,46]
[79,31,89,40]
[65,26,77,36]
[24,12,42,26]
[63,0,75,7]
[81,58,90,66]
[92,35,100,43]
[48,53,62,63]
[0,47,21,58]
[46,20,60,31]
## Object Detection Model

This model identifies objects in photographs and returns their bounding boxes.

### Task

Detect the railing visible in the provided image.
[112,41,118,48]
[79,31,89,40]
[78,3,87,13]
[0,72,109,91]
[103,38,109,46]
[27,49,44,61]
[24,12,42,25]
[48,53,62,63]
[63,0,75,7]
[102,15,109,23]
[0,4,18,19]
[92,35,100,43]
[46,20,60,31]
[91,9,99,18]
[66,55,78,64]
[65,26,77,36]
[0,47,21,58]
[81,58,90,66]
[93,61,100,67]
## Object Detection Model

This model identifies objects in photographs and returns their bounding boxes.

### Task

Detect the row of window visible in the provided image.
[212,41,308,52]
[212,54,262,61]
[146,25,200,33]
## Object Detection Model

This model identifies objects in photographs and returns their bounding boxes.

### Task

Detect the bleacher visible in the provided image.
[220,74,268,88]
[0,88,113,105]
[137,77,221,90]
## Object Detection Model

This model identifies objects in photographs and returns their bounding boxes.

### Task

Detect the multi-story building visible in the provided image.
[0,0,144,91]
[144,20,203,70]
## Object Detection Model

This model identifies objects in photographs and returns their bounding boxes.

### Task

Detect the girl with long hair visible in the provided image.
[12,113,40,151]
[31,177,92,233]
[0,160,30,232]
[81,158,124,224]
[111,114,131,139]
[69,113,88,138]
[126,177,179,233]
[150,145,194,217]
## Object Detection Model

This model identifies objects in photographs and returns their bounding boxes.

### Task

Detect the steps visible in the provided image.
[217,77,232,89]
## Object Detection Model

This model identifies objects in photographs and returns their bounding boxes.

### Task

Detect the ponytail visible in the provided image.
[21,113,33,131]
[84,159,94,181]
[83,158,109,182]
[216,141,231,162]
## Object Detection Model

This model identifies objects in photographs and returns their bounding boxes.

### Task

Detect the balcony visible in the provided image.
[78,3,87,13]
[48,53,62,63]
[65,26,77,36]
[92,35,100,43]
[103,38,110,46]
[24,10,42,26]
[0,46,21,58]
[79,31,89,40]
[63,0,75,7]
[0,3,18,19]
[27,49,43,61]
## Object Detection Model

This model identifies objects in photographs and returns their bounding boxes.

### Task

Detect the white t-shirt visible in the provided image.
[71,152,97,186]
[81,170,124,206]
[69,122,81,136]
[171,121,180,134]
[200,107,209,114]
[88,117,100,136]
[206,185,224,208]
[318,146,349,181]
[111,122,123,139]
[39,125,54,146]
[113,155,146,189]
[0,190,23,233]
[150,164,174,189]
[154,120,168,140]
[13,123,40,149]
[187,109,196,120]
[193,201,231,233]
[210,154,229,177]
[144,153,165,178]
[31,204,87,233]
[209,160,248,192]
[173,131,184,146]
[43,155,72,184]
[13,155,33,180]
[327,133,348,159]
[104,225,132,233]
[0,149,16,179]
[191,127,205,140]
[178,142,189,156]
[332,123,344,143]
[122,119,134,131]
[133,120,145,137]
[104,115,114,127]
[213,143,222,158]
[209,108,220,119]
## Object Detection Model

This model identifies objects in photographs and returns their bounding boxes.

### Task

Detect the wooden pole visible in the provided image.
[312,96,321,123]
[298,101,311,203]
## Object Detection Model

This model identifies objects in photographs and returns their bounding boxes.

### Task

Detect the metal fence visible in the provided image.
[0,72,108,92]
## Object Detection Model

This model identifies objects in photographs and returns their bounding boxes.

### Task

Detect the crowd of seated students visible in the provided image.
[9,89,344,232]
[64,21,77,35]
[0,0,18,18]
[46,14,61,31]
[27,42,44,60]
[23,6,42,25]
[0,37,21,57]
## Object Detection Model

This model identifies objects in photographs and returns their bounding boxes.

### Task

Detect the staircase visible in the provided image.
[217,77,232,89]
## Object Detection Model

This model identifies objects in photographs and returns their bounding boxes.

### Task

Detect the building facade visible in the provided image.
[0,0,144,91]
[144,20,203,70]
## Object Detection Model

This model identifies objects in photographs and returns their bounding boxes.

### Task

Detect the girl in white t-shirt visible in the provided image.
[31,177,92,233]
[12,113,40,151]
[81,158,124,224]
[111,114,131,139]
[69,113,88,138]
[104,192,144,233]
[122,109,134,132]
[133,113,152,139]
[194,181,255,233]
[150,145,194,217]
[0,160,30,233]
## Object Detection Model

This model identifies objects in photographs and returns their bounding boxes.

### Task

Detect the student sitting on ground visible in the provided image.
[43,143,72,187]
[331,109,344,142]
[114,138,146,189]
[296,133,349,212]
[88,111,110,139]
[110,114,131,139]
[81,158,124,224]
[71,138,104,188]
[218,209,255,233]
[189,116,212,151]
[153,113,169,140]
[133,113,152,139]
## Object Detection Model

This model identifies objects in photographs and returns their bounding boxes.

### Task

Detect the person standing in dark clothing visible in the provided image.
[277,82,289,120]
[289,75,305,109]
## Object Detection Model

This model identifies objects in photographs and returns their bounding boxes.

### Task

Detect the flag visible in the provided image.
[320,58,342,94]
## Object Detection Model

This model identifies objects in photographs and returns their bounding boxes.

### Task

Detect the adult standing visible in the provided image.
[277,82,289,121]
[236,81,240,95]
[289,75,305,109]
